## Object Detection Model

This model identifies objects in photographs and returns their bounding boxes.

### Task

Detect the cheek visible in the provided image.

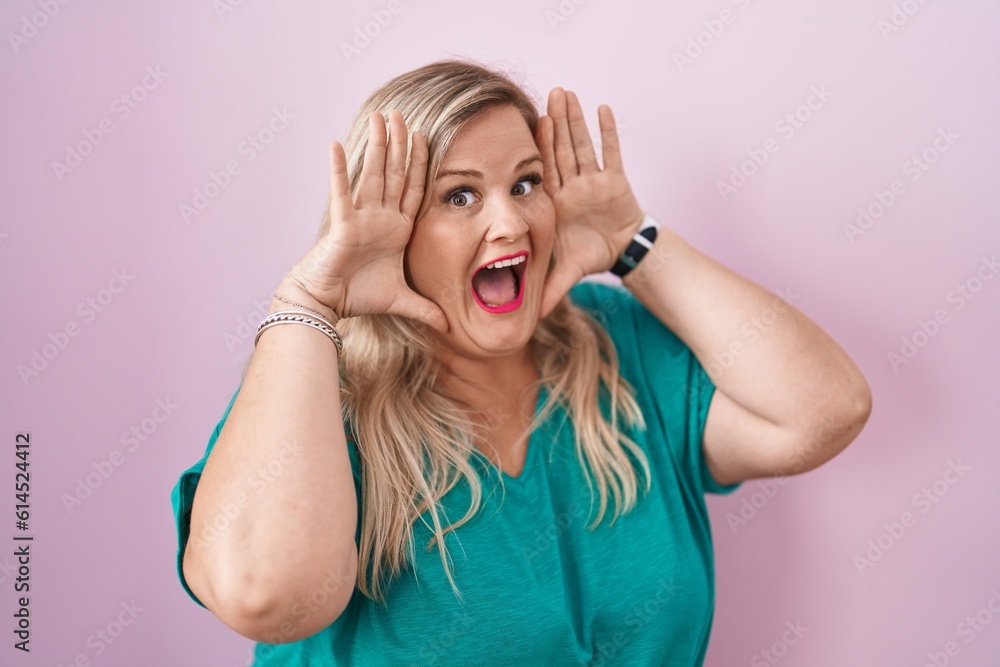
[531,201,557,246]
[406,224,469,290]
[404,245,434,291]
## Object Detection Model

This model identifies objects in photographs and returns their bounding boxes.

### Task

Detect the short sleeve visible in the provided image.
[170,385,241,609]
[170,385,363,609]
[568,280,742,496]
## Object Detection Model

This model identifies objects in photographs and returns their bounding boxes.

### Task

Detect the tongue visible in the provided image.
[472,266,517,306]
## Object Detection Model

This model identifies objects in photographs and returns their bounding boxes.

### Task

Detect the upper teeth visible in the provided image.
[484,255,526,270]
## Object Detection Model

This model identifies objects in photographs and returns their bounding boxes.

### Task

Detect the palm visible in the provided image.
[549,171,640,272]
[290,110,450,333]
[299,213,414,317]
[535,88,644,320]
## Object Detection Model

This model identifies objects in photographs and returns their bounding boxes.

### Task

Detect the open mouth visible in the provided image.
[470,251,528,314]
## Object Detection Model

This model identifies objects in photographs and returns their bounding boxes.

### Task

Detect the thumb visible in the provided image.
[392,291,450,334]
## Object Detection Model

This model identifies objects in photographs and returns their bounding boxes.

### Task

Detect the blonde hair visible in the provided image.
[319,58,651,605]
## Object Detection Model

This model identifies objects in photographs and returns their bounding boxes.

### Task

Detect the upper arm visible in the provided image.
[702,388,797,487]
[703,384,873,486]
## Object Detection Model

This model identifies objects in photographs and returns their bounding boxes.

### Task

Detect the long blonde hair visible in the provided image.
[319,58,651,606]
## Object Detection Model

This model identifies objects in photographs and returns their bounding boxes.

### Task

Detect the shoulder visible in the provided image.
[567,279,638,335]
[567,279,682,349]
[568,279,631,314]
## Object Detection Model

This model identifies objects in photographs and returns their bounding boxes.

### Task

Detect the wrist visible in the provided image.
[272,278,340,325]
[621,225,679,292]
[610,212,660,279]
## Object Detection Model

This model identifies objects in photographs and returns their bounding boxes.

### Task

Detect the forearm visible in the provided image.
[184,280,357,641]
[621,225,871,437]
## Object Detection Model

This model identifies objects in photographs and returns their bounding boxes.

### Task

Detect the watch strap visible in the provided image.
[610,213,660,278]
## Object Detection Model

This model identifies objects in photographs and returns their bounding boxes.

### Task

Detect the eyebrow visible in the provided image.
[435,155,542,181]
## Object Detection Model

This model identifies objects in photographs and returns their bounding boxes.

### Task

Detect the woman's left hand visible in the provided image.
[534,87,645,319]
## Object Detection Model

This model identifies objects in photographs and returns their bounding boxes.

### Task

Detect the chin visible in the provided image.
[480,310,536,340]
[469,308,539,354]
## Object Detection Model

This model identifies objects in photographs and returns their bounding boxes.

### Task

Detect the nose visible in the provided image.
[483,197,530,243]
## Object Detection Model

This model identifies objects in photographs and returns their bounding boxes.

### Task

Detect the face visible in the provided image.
[404,104,556,362]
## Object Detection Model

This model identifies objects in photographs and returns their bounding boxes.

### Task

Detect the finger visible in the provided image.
[394,290,450,334]
[382,110,408,208]
[565,90,599,174]
[548,87,579,178]
[538,258,579,321]
[536,116,561,193]
[356,111,387,207]
[597,105,624,173]
[328,140,353,222]
[399,130,428,222]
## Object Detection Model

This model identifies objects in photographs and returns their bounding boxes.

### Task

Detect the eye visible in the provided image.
[444,188,478,208]
[512,172,542,196]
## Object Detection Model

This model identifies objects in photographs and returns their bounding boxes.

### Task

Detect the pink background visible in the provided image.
[4,1,999,665]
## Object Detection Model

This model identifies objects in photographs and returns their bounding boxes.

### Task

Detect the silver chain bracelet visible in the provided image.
[255,310,343,356]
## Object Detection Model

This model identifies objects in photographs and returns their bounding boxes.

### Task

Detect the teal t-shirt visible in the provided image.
[171,280,741,666]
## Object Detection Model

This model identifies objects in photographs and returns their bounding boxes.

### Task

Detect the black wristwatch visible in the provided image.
[610,213,660,278]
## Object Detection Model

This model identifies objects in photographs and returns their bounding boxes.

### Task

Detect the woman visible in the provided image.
[171,59,872,665]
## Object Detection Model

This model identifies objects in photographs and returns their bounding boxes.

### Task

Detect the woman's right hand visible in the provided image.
[283,109,449,333]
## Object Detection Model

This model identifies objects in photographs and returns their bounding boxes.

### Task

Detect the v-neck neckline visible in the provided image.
[478,382,548,485]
